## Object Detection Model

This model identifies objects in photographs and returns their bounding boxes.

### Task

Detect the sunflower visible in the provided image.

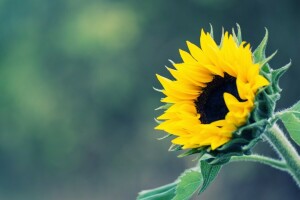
[155,29,269,150]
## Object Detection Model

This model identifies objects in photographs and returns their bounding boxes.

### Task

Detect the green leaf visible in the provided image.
[290,100,300,114]
[279,101,300,146]
[137,182,177,200]
[173,170,202,200]
[137,162,221,200]
[178,147,205,158]
[280,114,300,146]
[198,161,221,194]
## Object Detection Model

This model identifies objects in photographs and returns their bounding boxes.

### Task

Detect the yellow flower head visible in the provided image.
[155,29,269,150]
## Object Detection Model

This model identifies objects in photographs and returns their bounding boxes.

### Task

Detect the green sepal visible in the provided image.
[153,87,164,93]
[157,134,172,140]
[217,138,249,151]
[253,28,268,64]
[219,27,225,48]
[154,118,162,124]
[270,61,291,93]
[204,151,244,165]
[209,23,214,38]
[260,50,277,70]
[155,103,172,110]
[232,24,242,45]
[178,147,204,158]
[169,144,182,151]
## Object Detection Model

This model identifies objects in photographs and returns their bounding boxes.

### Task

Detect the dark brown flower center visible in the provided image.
[195,73,242,124]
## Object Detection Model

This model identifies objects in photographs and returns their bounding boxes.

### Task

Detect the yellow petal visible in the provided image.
[251,75,269,92]
[179,49,197,63]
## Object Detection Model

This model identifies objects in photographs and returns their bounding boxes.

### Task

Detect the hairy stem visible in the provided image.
[265,124,300,186]
[230,154,287,171]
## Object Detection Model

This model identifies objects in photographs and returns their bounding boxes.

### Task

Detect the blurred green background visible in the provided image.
[0,0,300,199]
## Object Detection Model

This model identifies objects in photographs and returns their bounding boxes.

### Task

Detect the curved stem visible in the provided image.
[230,154,288,171]
[264,124,300,186]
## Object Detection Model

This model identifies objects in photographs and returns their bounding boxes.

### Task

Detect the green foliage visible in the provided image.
[137,182,177,200]
[137,169,202,200]
[137,161,222,200]
[198,161,221,193]
[173,170,202,200]
[279,101,300,146]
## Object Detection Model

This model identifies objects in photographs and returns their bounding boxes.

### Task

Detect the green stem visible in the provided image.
[230,154,288,171]
[265,124,300,186]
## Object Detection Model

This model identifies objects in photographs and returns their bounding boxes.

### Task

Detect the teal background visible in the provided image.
[0,0,300,199]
